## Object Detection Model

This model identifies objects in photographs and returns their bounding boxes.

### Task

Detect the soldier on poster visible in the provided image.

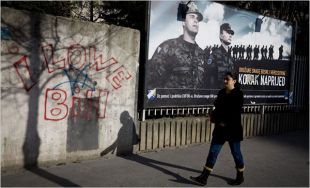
[146,2,206,89]
[253,45,259,60]
[260,45,265,60]
[205,23,236,89]
[233,45,239,59]
[263,45,268,59]
[268,45,274,60]
[278,45,283,60]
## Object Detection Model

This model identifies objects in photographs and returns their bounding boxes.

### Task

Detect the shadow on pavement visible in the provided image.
[100,111,204,186]
[122,154,202,186]
[27,167,80,187]
[122,154,234,186]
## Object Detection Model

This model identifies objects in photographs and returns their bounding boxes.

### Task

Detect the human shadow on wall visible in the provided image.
[100,111,139,156]
[100,111,201,186]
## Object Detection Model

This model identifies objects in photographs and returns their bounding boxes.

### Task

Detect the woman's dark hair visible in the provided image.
[225,72,241,89]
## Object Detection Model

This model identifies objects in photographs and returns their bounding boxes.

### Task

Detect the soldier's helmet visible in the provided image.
[177,1,203,22]
[220,23,234,35]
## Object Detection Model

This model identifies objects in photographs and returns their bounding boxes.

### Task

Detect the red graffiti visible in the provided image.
[106,65,132,90]
[9,42,134,123]
[41,44,119,73]
[89,46,118,71]
[70,97,82,118]
[13,55,37,92]
[44,88,109,121]
[67,44,87,70]
[41,44,66,73]
[86,89,109,118]
[44,88,68,121]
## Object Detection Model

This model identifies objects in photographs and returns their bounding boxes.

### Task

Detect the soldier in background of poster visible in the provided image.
[146,2,206,89]
[205,23,236,90]
[278,45,283,60]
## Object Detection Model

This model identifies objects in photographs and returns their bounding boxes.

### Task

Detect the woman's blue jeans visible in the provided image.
[205,139,244,169]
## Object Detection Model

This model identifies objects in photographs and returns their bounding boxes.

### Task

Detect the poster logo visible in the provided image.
[147,89,156,100]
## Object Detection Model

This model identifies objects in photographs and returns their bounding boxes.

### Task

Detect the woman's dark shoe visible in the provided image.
[190,168,211,186]
[228,171,244,185]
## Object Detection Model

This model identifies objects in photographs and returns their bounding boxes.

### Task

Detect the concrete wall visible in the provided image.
[1,7,140,169]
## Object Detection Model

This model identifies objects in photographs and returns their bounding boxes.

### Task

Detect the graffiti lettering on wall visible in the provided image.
[44,88,109,121]
[13,44,132,92]
[13,55,37,91]
[41,44,119,73]
[53,64,97,96]
[10,43,132,121]
[106,65,132,89]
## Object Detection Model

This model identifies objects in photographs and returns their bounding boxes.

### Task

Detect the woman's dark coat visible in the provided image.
[211,87,244,143]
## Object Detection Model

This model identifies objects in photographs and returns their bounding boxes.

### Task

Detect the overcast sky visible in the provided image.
[148,1,293,60]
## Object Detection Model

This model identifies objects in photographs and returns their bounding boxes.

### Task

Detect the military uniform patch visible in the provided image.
[207,58,212,65]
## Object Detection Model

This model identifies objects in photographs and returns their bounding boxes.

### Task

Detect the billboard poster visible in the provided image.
[144,1,293,108]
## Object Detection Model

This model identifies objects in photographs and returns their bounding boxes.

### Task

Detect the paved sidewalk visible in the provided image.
[1,130,309,187]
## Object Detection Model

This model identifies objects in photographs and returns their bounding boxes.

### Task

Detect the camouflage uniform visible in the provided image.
[146,35,206,89]
[205,45,235,89]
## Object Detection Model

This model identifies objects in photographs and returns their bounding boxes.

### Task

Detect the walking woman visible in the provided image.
[190,72,245,186]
